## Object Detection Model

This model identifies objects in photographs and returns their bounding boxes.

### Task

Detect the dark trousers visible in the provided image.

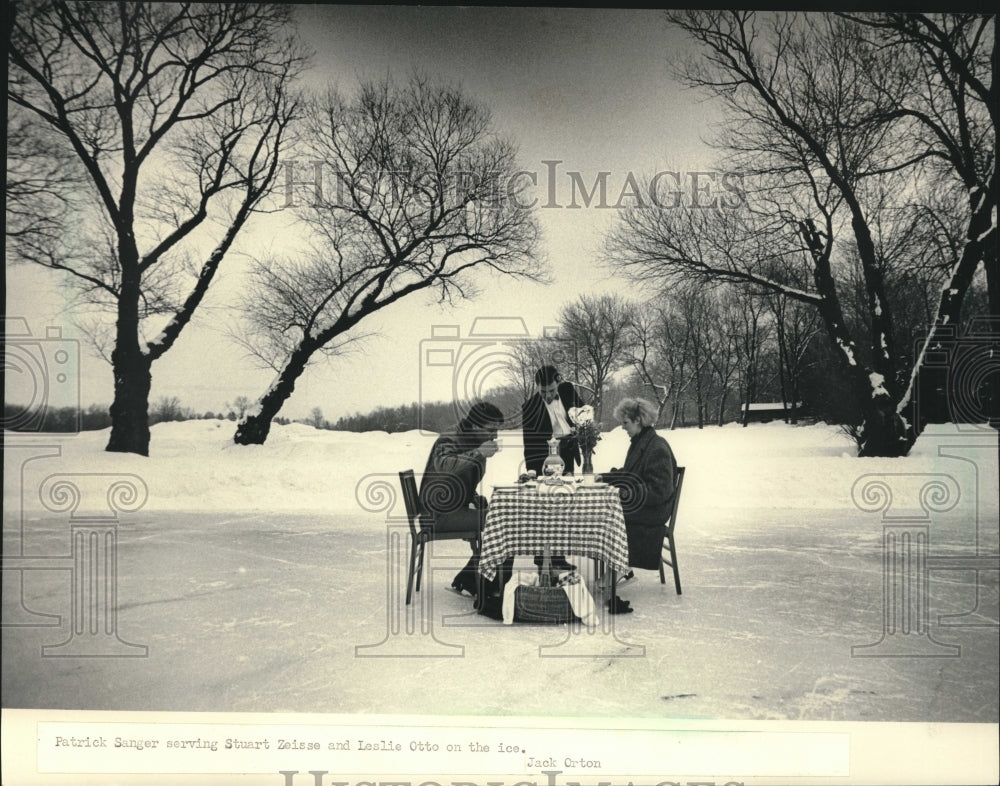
[438,507,513,595]
[453,555,514,597]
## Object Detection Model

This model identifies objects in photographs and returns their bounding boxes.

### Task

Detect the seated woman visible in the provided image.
[418,401,511,597]
[605,397,678,595]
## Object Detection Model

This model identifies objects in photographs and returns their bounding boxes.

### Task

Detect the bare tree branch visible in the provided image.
[6,0,307,455]
[233,73,546,444]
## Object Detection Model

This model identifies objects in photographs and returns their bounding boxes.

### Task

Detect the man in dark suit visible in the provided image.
[521,364,585,475]
[520,364,585,571]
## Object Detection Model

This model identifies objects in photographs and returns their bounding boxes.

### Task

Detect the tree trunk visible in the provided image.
[800,219,909,456]
[654,395,668,426]
[717,388,728,426]
[742,366,756,428]
[693,349,705,429]
[899,177,997,440]
[105,249,152,455]
[858,393,908,457]
[233,343,315,445]
[776,314,790,423]
[106,350,152,455]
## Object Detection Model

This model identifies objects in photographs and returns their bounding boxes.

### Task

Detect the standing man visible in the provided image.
[521,364,585,571]
[419,401,506,595]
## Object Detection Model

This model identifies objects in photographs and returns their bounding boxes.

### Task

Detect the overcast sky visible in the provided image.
[7,5,725,423]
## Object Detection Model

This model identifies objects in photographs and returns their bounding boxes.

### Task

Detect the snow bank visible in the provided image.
[4,420,996,517]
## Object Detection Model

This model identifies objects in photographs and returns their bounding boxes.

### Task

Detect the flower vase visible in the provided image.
[581,448,594,480]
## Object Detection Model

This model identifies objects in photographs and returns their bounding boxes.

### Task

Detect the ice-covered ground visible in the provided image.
[3,420,998,723]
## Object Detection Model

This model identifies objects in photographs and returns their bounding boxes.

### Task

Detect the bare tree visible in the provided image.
[225,396,252,422]
[306,407,326,430]
[842,13,997,431]
[501,333,576,405]
[150,395,184,424]
[766,291,822,424]
[626,305,675,424]
[232,75,544,445]
[629,289,734,429]
[5,109,86,261]
[557,294,636,422]
[720,289,774,427]
[7,2,303,455]
[608,11,992,455]
[705,297,742,426]
[676,285,717,428]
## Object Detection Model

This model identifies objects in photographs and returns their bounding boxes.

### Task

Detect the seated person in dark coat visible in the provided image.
[605,397,678,581]
[419,401,507,596]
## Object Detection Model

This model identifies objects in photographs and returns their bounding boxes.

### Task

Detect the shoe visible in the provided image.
[597,569,636,590]
[608,595,633,615]
[450,578,479,597]
[535,556,577,571]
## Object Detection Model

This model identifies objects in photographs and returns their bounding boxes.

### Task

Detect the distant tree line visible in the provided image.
[330,402,452,434]
[469,283,988,442]
[6,260,987,440]
[3,398,292,434]
[2,398,481,435]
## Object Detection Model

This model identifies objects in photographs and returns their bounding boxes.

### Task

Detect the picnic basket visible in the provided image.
[513,546,577,624]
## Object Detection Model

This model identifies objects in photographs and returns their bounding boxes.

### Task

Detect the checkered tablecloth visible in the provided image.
[478,485,629,580]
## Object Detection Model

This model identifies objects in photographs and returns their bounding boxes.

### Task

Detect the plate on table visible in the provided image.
[492,484,530,491]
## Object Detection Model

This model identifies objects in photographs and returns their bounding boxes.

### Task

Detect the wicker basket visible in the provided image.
[513,547,577,624]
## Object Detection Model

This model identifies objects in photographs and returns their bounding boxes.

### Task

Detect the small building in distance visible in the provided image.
[741,402,804,424]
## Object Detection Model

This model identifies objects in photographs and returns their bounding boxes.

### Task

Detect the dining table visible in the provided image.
[477,481,630,584]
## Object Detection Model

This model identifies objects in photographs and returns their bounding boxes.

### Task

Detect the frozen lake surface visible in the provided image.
[4,421,997,722]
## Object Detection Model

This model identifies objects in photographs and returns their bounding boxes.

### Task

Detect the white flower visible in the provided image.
[569,405,594,425]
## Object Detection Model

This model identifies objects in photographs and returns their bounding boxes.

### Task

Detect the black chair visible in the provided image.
[659,466,686,594]
[399,470,480,605]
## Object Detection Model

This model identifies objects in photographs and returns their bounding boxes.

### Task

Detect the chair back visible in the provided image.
[666,466,685,533]
[398,470,421,537]
[660,465,686,593]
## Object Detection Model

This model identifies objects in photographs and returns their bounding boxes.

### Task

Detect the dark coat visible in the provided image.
[618,426,678,570]
[419,429,487,516]
[521,381,585,474]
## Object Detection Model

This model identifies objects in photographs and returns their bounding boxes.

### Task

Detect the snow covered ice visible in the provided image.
[3,420,998,722]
